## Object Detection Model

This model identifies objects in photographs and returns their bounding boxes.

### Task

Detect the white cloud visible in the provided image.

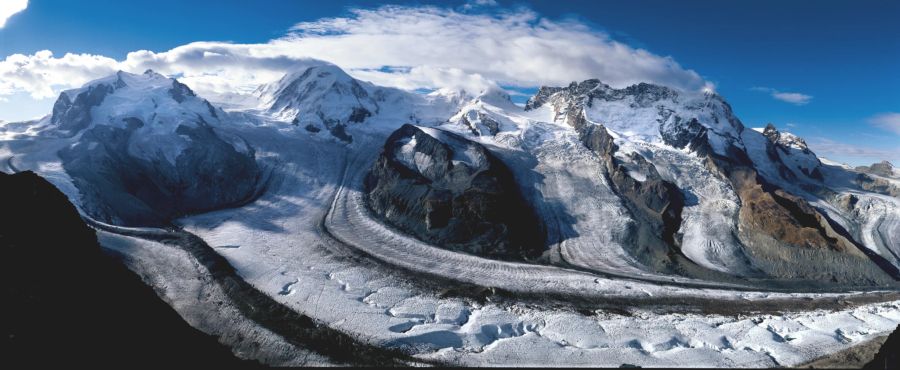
[0,5,710,103]
[0,0,27,28]
[772,92,812,105]
[869,112,900,135]
[463,0,499,10]
[752,87,812,105]
[0,50,120,98]
[284,6,708,92]
[807,137,900,163]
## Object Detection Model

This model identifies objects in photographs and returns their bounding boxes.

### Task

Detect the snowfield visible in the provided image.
[2,64,899,366]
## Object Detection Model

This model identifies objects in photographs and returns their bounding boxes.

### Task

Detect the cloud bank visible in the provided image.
[0,0,27,28]
[0,5,710,102]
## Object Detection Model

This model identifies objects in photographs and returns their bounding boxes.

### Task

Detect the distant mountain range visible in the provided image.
[2,61,899,367]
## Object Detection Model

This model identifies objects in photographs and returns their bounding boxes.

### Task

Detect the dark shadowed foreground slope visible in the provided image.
[864,325,900,370]
[0,170,257,368]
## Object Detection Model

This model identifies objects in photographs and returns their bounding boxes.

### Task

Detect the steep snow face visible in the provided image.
[51,70,242,163]
[448,87,519,137]
[50,70,261,226]
[256,63,465,142]
[259,64,382,126]
[529,81,828,192]
[527,81,744,155]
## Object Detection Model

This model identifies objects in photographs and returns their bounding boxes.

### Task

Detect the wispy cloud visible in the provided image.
[752,87,812,105]
[0,0,27,28]
[807,137,900,163]
[463,0,499,9]
[0,5,710,103]
[869,112,900,135]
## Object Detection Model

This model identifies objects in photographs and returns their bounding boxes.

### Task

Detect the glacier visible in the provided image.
[2,61,899,367]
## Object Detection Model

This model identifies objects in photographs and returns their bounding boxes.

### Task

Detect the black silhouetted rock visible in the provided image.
[863,325,900,370]
[0,170,257,368]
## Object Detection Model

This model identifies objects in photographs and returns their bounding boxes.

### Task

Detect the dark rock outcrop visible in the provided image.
[365,124,544,259]
[863,325,900,370]
[460,112,501,136]
[0,170,256,368]
[659,115,707,151]
[697,141,898,284]
[855,173,900,198]
[856,160,897,178]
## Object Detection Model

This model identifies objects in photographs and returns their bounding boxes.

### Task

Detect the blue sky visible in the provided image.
[1,0,897,165]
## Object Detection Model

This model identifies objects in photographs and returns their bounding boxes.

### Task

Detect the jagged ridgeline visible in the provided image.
[51,71,263,226]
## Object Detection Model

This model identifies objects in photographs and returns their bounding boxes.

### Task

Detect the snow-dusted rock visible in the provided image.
[365,124,544,259]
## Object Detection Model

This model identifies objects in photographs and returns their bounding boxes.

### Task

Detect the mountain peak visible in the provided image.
[256,63,390,141]
[49,70,219,137]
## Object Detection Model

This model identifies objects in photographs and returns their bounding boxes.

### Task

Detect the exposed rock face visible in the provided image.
[863,325,900,370]
[855,173,900,198]
[658,115,707,151]
[760,123,824,180]
[50,83,115,136]
[698,141,897,283]
[459,111,500,136]
[529,82,706,275]
[526,79,896,284]
[573,110,699,275]
[570,112,684,247]
[365,124,544,259]
[0,171,254,367]
[53,71,262,226]
[857,160,898,179]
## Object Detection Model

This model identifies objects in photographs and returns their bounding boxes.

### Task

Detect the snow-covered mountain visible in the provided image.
[255,63,463,142]
[428,78,898,284]
[4,62,897,282]
[43,70,262,225]
[3,61,900,368]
